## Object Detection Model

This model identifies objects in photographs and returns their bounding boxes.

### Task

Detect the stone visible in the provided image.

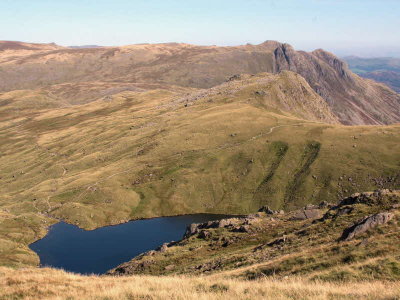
[292,208,322,220]
[198,230,211,239]
[233,225,250,233]
[159,243,168,252]
[258,206,276,214]
[267,236,288,247]
[184,223,200,238]
[318,201,330,208]
[164,264,175,271]
[341,212,394,241]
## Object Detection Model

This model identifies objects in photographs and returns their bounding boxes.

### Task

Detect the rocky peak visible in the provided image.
[312,49,353,80]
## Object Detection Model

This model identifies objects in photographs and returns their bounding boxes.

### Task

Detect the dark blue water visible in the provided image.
[29,214,229,275]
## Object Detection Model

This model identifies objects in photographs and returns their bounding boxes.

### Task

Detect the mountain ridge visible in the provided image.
[0,40,399,125]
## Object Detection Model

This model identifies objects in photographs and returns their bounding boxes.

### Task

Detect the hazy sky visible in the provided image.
[1,0,399,57]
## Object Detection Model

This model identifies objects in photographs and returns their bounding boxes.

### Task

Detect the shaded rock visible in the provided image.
[267,236,288,247]
[232,225,250,233]
[337,206,354,216]
[255,90,266,96]
[227,74,242,81]
[258,206,277,214]
[198,230,211,239]
[318,201,332,209]
[341,212,394,241]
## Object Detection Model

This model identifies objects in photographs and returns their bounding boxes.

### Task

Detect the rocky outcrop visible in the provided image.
[341,212,394,241]
[338,189,398,207]
[258,206,284,215]
[183,217,243,239]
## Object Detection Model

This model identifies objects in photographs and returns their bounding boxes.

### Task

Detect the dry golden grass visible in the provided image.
[0,267,399,300]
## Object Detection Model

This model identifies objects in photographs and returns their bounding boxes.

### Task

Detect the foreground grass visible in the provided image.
[1,267,399,300]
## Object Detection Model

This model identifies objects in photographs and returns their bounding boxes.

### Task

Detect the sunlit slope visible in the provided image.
[0,72,399,267]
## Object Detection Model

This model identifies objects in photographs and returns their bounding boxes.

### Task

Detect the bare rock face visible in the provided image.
[272,44,400,125]
[341,212,394,241]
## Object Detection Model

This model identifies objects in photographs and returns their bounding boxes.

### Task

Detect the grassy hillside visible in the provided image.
[1,266,399,300]
[0,72,399,268]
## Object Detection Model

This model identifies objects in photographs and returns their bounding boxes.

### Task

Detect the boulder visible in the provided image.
[341,212,394,241]
[184,223,200,238]
[198,230,211,239]
[232,225,250,233]
[258,206,277,214]
[267,236,288,247]
[159,243,169,252]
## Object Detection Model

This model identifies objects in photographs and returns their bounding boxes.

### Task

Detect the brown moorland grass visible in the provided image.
[0,267,399,300]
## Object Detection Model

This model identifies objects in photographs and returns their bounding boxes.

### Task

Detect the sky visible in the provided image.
[1,0,399,57]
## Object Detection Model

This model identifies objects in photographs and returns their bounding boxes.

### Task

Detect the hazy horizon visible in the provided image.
[1,0,400,58]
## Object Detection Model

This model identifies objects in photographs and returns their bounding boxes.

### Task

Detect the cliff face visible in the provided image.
[0,40,399,125]
[272,44,400,125]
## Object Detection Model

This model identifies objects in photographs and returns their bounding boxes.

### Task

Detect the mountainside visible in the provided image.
[1,41,399,125]
[1,71,399,268]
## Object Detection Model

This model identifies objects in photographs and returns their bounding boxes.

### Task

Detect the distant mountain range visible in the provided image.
[344,56,400,93]
[0,40,399,125]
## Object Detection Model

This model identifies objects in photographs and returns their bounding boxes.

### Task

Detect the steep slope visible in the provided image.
[0,73,399,267]
[0,41,399,125]
[108,190,400,282]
